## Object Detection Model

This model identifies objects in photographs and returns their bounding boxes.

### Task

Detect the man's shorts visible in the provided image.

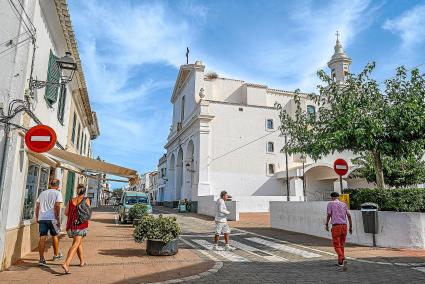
[39,220,59,237]
[215,221,231,235]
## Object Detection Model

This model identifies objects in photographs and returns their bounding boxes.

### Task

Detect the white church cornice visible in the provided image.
[171,62,205,103]
[206,100,277,110]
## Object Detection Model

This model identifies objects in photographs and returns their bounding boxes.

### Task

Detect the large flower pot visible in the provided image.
[146,238,179,256]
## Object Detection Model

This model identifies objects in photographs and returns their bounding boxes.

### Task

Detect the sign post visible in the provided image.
[333,158,348,193]
[25,125,57,153]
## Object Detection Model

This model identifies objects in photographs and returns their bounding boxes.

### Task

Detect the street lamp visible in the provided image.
[29,51,77,92]
[300,154,307,202]
[284,134,290,202]
[56,51,77,82]
[185,160,195,173]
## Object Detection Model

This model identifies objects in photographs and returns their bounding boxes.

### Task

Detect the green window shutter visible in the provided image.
[45,50,60,105]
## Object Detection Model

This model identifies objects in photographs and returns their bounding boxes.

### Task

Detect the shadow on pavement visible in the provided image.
[111,261,215,284]
[98,248,147,257]
[90,218,116,224]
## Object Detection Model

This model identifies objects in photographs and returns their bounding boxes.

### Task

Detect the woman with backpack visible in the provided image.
[61,184,91,274]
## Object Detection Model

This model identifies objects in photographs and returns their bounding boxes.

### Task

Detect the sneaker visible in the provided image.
[224,244,235,251]
[53,252,63,261]
[342,259,348,272]
[38,259,47,266]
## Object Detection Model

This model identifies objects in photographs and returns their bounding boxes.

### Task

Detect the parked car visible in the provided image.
[118,191,152,223]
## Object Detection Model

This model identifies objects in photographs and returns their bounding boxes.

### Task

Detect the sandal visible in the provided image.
[61,264,71,274]
[79,262,87,267]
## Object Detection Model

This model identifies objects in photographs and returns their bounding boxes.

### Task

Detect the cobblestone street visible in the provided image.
[2,207,425,283]
[158,207,425,284]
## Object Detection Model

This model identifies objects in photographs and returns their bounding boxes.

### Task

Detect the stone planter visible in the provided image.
[146,238,179,256]
[133,218,141,226]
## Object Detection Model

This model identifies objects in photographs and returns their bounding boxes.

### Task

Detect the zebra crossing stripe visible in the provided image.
[192,239,250,262]
[413,267,425,273]
[180,237,220,261]
[246,237,321,258]
[228,240,288,262]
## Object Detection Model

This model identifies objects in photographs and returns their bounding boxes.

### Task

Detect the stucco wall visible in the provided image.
[208,102,286,197]
[233,196,287,212]
[197,195,239,221]
[270,201,425,249]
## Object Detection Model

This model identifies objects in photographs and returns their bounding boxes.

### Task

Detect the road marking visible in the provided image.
[180,237,220,261]
[192,239,250,262]
[246,237,321,258]
[413,267,425,273]
[180,233,246,238]
[233,228,335,257]
[228,240,288,262]
[30,136,51,141]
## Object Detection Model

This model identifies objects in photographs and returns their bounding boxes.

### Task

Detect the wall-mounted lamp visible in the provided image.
[185,160,195,173]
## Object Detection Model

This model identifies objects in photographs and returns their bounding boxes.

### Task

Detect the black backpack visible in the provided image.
[74,197,92,226]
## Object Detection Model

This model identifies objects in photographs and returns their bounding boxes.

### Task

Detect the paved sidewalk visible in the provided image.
[0,207,214,284]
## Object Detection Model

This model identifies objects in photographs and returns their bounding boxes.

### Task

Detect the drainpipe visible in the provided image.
[0,124,10,211]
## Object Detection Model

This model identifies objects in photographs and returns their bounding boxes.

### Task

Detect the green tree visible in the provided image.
[352,153,425,188]
[277,63,425,188]
[112,188,123,201]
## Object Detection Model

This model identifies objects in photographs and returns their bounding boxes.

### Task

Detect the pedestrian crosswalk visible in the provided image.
[228,240,288,262]
[192,239,250,262]
[246,237,321,258]
[186,235,322,263]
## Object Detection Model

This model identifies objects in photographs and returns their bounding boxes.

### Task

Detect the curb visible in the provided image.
[148,261,223,284]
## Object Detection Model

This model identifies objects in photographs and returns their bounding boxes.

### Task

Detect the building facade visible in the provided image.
[156,154,167,204]
[163,37,368,209]
[0,0,99,269]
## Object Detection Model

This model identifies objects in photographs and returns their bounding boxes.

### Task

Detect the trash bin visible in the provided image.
[178,202,187,213]
[361,202,379,234]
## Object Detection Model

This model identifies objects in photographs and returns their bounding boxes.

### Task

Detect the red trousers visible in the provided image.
[331,224,347,263]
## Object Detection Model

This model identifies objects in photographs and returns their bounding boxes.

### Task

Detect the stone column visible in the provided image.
[197,100,214,197]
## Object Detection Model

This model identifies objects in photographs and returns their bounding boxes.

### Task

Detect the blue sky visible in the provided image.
[68,0,425,189]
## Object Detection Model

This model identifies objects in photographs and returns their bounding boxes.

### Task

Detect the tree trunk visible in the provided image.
[372,150,385,188]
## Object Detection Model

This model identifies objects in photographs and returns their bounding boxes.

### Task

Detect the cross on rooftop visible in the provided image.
[335,30,340,41]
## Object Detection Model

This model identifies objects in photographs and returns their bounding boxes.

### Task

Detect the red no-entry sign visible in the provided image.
[25,125,57,153]
[333,159,348,176]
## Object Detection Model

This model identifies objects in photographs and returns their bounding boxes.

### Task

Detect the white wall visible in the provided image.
[232,196,287,212]
[197,195,239,221]
[270,201,425,249]
[208,102,286,197]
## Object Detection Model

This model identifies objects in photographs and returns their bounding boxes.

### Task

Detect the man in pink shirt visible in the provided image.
[325,192,352,271]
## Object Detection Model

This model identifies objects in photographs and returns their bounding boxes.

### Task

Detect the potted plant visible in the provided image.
[133,215,181,256]
[129,204,149,226]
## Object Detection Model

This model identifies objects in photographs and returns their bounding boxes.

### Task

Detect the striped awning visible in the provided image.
[46,148,137,179]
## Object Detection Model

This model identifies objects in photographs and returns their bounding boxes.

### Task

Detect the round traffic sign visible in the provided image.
[25,125,57,153]
[333,159,348,176]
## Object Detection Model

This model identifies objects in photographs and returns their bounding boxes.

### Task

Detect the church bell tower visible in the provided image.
[327,31,352,83]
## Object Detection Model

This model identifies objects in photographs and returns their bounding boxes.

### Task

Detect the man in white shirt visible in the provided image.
[213,191,235,251]
[35,178,63,265]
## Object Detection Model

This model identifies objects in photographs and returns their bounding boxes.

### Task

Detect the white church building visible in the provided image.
[163,37,369,211]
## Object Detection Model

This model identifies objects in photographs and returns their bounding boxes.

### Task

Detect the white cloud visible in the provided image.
[68,0,207,177]
[383,4,425,49]
[200,0,375,93]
